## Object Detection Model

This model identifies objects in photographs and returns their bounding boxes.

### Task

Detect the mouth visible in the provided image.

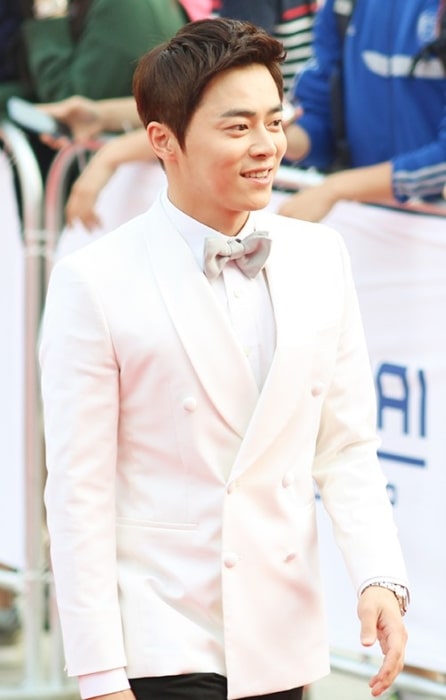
[241,168,273,181]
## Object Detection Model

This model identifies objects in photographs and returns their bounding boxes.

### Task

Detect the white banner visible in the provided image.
[315,200,446,674]
[0,150,25,569]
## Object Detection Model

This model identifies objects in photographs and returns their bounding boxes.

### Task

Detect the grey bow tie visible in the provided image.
[203,231,271,281]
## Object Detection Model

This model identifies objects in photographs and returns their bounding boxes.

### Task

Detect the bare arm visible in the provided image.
[38,95,140,144]
[66,129,154,229]
[89,97,140,132]
[278,162,393,222]
[283,122,311,162]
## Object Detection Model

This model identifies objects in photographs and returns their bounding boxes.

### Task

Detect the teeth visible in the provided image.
[244,170,269,178]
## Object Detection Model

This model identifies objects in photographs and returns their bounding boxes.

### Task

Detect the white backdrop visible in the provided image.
[0,150,25,569]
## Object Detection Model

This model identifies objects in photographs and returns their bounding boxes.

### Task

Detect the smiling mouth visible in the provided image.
[242,169,271,179]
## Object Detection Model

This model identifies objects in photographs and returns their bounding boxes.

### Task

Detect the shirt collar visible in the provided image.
[160,189,258,272]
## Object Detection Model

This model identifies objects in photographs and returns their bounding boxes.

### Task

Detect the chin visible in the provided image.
[246,191,273,211]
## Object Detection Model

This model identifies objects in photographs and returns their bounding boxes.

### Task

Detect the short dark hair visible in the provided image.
[133,17,286,149]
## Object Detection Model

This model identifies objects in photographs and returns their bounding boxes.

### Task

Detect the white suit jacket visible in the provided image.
[40,197,407,699]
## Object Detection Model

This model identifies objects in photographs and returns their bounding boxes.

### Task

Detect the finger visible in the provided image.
[66,205,102,231]
[40,133,71,150]
[360,610,377,647]
[83,212,102,231]
[369,653,402,696]
[368,630,405,696]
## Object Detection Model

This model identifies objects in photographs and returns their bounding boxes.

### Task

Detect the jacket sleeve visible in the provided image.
[40,255,126,675]
[391,102,446,201]
[291,0,340,170]
[22,0,185,101]
[312,231,408,590]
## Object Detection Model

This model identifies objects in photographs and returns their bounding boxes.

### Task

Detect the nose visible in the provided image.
[249,125,281,158]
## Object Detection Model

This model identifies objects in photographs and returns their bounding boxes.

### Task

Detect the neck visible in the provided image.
[166,188,249,236]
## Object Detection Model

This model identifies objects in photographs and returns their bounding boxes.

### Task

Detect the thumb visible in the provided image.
[359,608,378,648]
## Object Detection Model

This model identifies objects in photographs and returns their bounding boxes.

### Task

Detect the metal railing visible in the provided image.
[0,120,77,699]
[43,139,103,286]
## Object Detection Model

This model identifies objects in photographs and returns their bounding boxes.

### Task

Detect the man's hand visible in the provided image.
[358,586,408,697]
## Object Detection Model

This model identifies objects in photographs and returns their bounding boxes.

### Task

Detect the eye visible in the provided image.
[268,118,283,129]
[230,123,249,132]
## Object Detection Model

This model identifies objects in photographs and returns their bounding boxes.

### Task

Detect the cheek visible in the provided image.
[276,132,288,158]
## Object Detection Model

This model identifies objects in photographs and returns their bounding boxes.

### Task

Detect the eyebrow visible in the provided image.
[219,104,283,119]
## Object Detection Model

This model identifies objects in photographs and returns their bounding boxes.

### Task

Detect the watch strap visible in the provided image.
[362,581,410,616]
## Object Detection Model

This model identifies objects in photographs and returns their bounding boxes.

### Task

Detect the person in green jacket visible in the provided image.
[0,0,187,116]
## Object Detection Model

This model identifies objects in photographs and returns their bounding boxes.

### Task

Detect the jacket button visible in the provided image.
[284,551,297,563]
[223,552,239,568]
[226,481,238,494]
[182,396,197,412]
[311,382,325,397]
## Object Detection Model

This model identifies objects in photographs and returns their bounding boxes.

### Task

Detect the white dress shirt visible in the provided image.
[78,191,276,698]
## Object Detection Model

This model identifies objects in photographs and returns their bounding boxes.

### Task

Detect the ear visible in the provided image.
[146,122,178,163]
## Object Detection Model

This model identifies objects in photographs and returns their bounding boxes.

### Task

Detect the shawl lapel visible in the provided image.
[228,225,316,480]
[143,200,259,438]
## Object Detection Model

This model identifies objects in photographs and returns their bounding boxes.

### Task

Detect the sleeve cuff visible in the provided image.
[357,576,409,598]
[78,668,130,699]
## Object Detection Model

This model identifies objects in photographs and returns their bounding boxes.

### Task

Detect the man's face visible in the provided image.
[167,63,287,235]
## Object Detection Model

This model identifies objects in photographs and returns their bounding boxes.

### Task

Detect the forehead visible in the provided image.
[197,64,281,114]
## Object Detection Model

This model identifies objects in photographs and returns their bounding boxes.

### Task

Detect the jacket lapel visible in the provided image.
[228,225,315,480]
[143,200,259,438]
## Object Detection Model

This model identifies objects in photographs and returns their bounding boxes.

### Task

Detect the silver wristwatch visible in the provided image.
[363,581,410,616]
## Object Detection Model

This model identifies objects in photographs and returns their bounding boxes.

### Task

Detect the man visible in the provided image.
[279,0,446,221]
[40,17,409,700]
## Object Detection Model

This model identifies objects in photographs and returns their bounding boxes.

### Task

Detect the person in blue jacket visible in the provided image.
[279,0,446,221]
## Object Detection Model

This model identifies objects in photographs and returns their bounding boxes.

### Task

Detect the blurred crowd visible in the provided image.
[1,1,446,695]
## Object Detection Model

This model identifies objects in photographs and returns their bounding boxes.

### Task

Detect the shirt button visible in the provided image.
[233,289,242,299]
[182,396,197,412]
